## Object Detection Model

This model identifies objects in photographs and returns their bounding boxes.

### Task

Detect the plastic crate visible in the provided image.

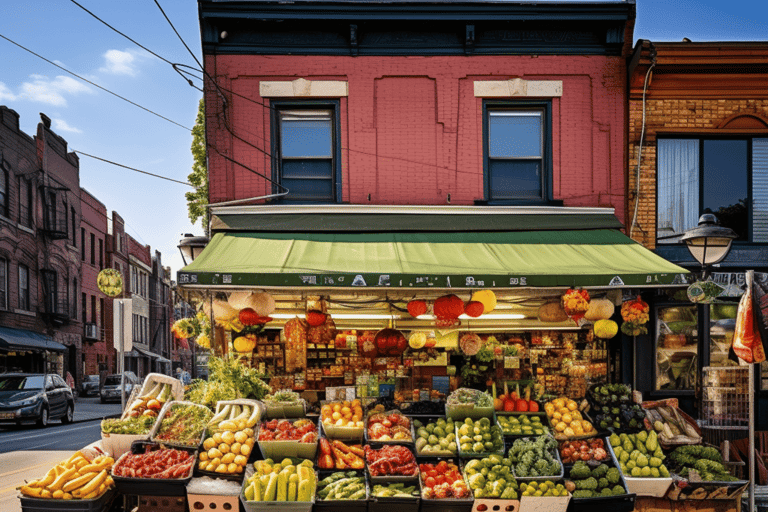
[446,404,495,421]
[149,400,212,449]
[256,420,319,460]
[239,466,314,512]
[19,488,116,512]
[187,493,239,511]
[314,470,368,511]
[112,441,196,496]
[264,400,306,419]
[365,410,415,445]
[137,495,186,512]
[209,399,263,430]
[564,444,636,512]
[122,373,184,420]
[366,445,420,482]
[455,421,505,459]
[605,440,672,497]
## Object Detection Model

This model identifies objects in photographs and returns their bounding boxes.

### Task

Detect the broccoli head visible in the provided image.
[534,459,550,474]
[606,467,621,485]
[548,461,561,476]
[569,461,592,479]
[515,464,529,478]
[612,485,625,495]
[600,488,613,497]
[591,464,609,478]
[598,477,609,490]
[572,490,596,499]
[575,477,598,491]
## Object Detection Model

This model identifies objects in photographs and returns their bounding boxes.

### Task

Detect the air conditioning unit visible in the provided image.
[84,323,99,340]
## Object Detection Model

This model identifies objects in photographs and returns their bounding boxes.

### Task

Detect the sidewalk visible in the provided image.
[73,397,123,423]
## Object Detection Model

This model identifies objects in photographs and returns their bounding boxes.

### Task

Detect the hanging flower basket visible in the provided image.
[562,288,590,323]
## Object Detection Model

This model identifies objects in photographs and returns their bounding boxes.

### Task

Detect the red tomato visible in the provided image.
[435,474,446,485]
[427,470,438,479]
[436,460,448,472]
[425,477,436,488]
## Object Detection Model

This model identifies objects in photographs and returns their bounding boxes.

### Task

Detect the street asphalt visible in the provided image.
[72,395,123,423]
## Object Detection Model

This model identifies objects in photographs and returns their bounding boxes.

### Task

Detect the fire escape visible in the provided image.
[39,184,71,326]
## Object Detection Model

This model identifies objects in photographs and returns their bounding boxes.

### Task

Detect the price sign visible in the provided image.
[504,356,520,369]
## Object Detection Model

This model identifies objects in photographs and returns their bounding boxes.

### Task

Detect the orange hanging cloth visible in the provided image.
[732,270,765,364]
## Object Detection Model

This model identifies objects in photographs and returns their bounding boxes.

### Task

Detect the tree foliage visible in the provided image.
[186,98,209,231]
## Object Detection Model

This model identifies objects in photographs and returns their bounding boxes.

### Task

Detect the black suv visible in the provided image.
[0,373,75,427]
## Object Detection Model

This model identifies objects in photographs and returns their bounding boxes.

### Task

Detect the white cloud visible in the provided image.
[100,49,139,76]
[0,82,17,102]
[18,75,93,106]
[52,118,82,134]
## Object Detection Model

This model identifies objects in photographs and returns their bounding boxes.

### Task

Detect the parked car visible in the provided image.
[100,372,139,404]
[80,374,100,397]
[0,373,75,427]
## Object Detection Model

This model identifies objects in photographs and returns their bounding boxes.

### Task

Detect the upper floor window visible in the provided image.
[657,137,768,243]
[483,102,551,203]
[273,103,340,202]
[18,264,29,311]
[0,162,8,218]
[81,228,86,260]
[71,207,76,246]
[90,233,95,265]
[99,239,103,268]
[19,178,32,227]
[72,278,77,319]
[0,258,7,310]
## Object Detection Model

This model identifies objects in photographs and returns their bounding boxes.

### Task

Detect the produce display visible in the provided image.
[317,471,367,501]
[520,480,569,497]
[456,417,504,455]
[101,415,156,435]
[609,431,670,478]
[124,382,173,418]
[497,414,549,436]
[199,427,255,474]
[321,400,365,429]
[544,397,596,439]
[367,410,412,442]
[565,461,625,498]
[209,402,261,432]
[258,418,318,443]
[317,438,365,469]
[646,404,702,445]
[463,456,517,499]
[447,388,493,408]
[113,446,195,479]
[588,384,646,432]
[263,389,304,416]
[414,417,457,455]
[419,461,471,499]
[243,459,316,502]
[153,403,212,447]
[370,483,419,498]
[364,445,418,477]
[666,445,739,482]
[18,452,114,500]
[508,435,562,478]
[496,384,539,413]
[558,438,609,464]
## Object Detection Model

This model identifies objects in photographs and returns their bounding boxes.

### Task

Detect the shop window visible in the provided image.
[0,258,6,310]
[18,264,29,311]
[709,302,738,366]
[483,101,551,203]
[272,103,340,202]
[657,137,768,243]
[655,304,698,391]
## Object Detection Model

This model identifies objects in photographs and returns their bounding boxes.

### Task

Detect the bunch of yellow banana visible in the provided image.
[19,452,115,500]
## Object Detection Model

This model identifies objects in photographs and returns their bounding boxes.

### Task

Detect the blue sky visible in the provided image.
[1,0,767,279]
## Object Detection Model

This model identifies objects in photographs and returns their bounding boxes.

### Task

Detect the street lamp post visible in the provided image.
[178,234,210,266]
[680,213,738,278]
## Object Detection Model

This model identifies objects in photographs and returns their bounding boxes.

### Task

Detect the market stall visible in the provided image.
[14,206,752,512]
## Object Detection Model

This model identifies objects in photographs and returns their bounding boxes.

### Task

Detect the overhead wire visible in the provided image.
[74,151,193,186]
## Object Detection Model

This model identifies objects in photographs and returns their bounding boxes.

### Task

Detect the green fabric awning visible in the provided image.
[178,229,689,289]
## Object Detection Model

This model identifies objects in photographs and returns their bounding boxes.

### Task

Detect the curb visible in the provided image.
[72,413,121,424]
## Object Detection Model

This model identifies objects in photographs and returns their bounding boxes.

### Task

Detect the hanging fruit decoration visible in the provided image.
[233,334,257,353]
[464,300,485,318]
[375,328,407,356]
[408,331,428,350]
[306,309,327,327]
[583,298,615,321]
[358,330,378,357]
[621,296,650,336]
[250,292,276,316]
[561,288,590,323]
[406,299,428,318]
[433,294,464,327]
[593,319,619,339]
[471,290,497,314]
[459,333,482,356]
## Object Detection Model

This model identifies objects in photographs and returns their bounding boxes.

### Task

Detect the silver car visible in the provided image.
[100,372,139,403]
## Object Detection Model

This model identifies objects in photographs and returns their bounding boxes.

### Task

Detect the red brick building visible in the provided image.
[200,0,635,219]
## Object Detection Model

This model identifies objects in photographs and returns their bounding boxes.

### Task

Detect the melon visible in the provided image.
[409,332,427,349]
[471,290,497,314]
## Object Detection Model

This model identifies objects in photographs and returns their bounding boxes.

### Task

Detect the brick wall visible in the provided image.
[205,54,628,223]
[627,98,768,248]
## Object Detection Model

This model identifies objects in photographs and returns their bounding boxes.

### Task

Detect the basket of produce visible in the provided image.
[315,470,368,510]
[18,451,116,506]
[241,459,316,512]
[320,400,365,440]
[316,437,366,470]
[121,374,181,420]
[607,431,673,497]
[558,438,610,465]
[641,398,702,449]
[369,481,420,512]
[149,401,213,449]
[665,445,746,485]
[446,388,494,420]
[507,435,563,479]
[196,399,261,480]
[456,417,505,458]
[186,476,242,512]
[365,444,419,482]
[100,416,155,459]
[419,460,473,512]
[565,460,635,512]
[497,413,549,437]
[462,455,518,500]
[366,410,414,444]
[587,383,646,433]
[413,417,458,457]
[112,441,196,496]
[257,418,318,460]
[543,397,598,440]
[518,479,571,512]
[263,389,306,419]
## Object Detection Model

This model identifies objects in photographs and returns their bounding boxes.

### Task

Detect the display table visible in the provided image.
[636,496,742,512]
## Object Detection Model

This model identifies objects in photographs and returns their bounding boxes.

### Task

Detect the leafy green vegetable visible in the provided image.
[185,355,271,407]
[101,415,155,435]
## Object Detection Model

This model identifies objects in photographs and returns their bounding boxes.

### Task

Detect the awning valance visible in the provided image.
[178,229,689,290]
[135,347,171,364]
[0,326,67,353]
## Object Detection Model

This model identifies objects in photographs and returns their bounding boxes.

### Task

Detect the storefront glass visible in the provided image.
[655,304,698,390]
[709,303,738,367]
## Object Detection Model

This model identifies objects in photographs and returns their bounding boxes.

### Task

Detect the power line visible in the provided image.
[0,32,192,131]
[74,150,193,186]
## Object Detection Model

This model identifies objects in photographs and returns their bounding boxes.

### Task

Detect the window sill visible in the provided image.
[14,309,36,317]
[17,224,34,235]
[474,199,564,207]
